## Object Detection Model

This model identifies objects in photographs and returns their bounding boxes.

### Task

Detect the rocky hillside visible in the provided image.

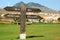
[13,2,58,13]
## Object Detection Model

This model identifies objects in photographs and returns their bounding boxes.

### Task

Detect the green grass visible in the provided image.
[0,23,60,40]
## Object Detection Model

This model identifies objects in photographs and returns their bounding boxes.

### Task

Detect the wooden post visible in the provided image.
[20,3,26,40]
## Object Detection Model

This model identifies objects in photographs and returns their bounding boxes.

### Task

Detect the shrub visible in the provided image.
[58,17,60,22]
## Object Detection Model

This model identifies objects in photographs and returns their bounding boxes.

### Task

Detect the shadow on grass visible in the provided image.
[26,35,44,39]
[16,35,44,39]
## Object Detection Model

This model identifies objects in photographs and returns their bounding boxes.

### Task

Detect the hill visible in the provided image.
[13,2,58,13]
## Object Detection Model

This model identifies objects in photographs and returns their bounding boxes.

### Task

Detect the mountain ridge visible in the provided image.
[13,2,59,13]
[0,2,57,13]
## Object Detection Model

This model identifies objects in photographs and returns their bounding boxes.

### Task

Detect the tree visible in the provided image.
[13,17,20,24]
[58,17,60,22]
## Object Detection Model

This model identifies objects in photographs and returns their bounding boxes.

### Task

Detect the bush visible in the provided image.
[58,17,60,22]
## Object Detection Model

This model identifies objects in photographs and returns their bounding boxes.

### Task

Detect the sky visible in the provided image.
[0,0,60,11]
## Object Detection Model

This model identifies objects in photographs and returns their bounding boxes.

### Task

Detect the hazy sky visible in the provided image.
[0,0,60,11]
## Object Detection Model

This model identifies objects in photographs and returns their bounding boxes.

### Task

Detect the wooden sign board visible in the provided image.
[4,14,20,18]
[4,14,40,19]
[26,15,40,19]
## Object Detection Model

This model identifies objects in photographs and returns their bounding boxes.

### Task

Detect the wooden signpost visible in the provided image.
[5,3,26,40]
[20,3,26,40]
[4,3,42,40]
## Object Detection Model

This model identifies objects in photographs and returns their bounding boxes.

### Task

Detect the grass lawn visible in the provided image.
[0,23,60,40]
